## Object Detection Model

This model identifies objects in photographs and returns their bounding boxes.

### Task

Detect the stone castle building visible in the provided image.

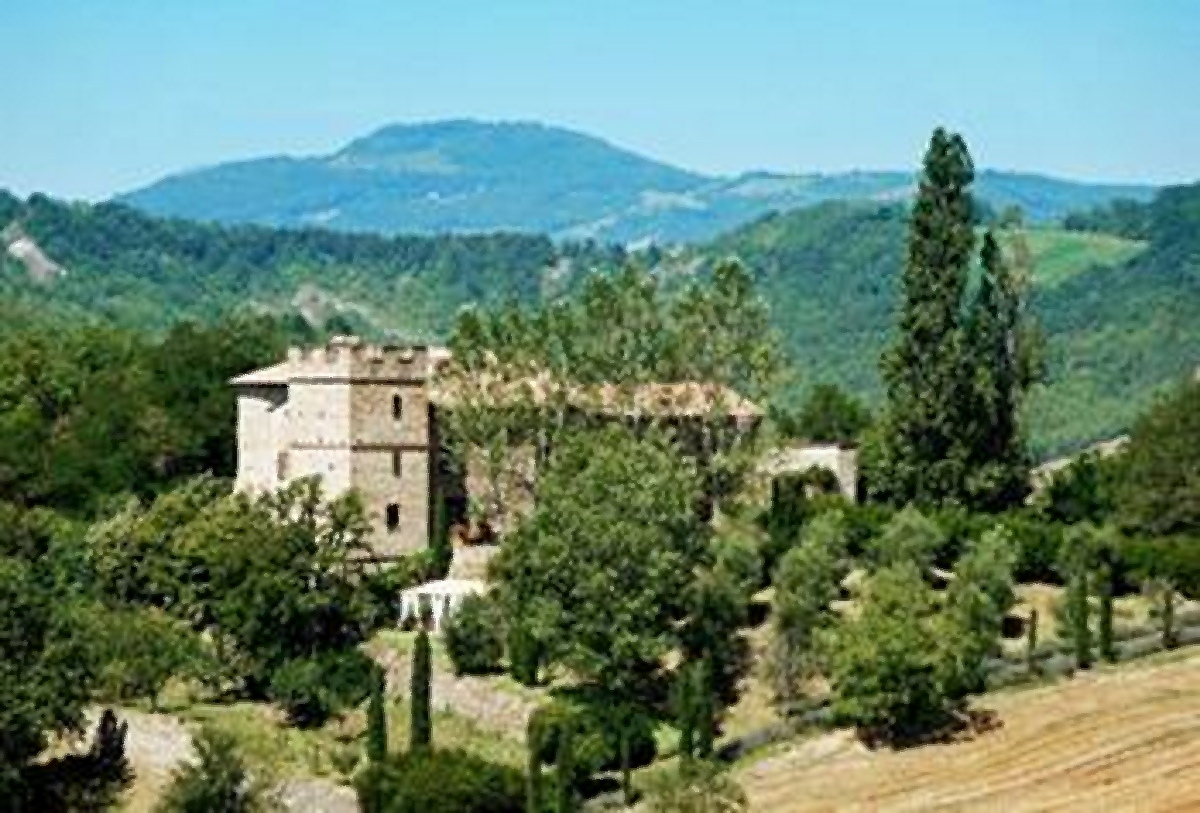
[232,335,858,561]
[231,337,447,558]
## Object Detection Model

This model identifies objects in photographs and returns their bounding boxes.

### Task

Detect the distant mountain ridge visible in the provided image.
[118,120,1158,243]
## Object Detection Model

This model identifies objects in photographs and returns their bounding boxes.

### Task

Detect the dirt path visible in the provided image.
[93,708,352,813]
[741,653,1200,812]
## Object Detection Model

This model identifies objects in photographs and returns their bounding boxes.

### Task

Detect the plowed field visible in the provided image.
[741,653,1200,812]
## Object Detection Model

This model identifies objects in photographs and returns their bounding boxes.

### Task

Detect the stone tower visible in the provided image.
[231,336,440,559]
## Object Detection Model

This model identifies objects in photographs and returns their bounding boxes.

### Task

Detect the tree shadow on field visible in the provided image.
[857,707,1004,750]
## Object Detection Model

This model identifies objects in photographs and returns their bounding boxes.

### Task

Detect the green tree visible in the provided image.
[1058,527,1096,670]
[775,383,871,445]
[863,505,945,573]
[961,231,1037,510]
[871,127,977,506]
[821,563,961,743]
[84,605,211,711]
[1114,378,1200,537]
[443,592,504,676]
[0,556,92,797]
[367,664,388,764]
[491,424,711,702]
[155,727,276,813]
[771,510,847,702]
[410,627,432,751]
[940,527,1017,695]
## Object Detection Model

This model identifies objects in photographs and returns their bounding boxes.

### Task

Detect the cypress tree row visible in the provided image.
[410,627,433,751]
[674,666,696,761]
[367,665,388,764]
[1025,608,1040,675]
[1097,563,1116,663]
[526,715,542,813]
[694,659,715,760]
[1067,571,1093,670]
[1161,583,1177,650]
[554,719,575,813]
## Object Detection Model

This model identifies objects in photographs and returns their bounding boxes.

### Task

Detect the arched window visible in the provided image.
[392,394,403,420]
[386,503,400,532]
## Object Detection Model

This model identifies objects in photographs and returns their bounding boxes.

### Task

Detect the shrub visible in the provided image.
[355,748,525,813]
[863,506,945,573]
[530,699,656,775]
[155,727,276,813]
[999,512,1065,583]
[268,648,375,728]
[642,760,749,813]
[442,593,504,676]
[1118,535,1200,599]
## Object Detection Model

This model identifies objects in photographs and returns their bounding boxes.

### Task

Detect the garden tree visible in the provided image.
[87,475,231,610]
[961,232,1039,510]
[821,562,977,743]
[363,664,388,813]
[1147,578,1178,649]
[863,505,946,573]
[773,383,871,444]
[1040,451,1121,526]
[869,129,1038,510]
[82,605,212,711]
[439,260,782,530]
[1057,524,1104,670]
[940,527,1017,695]
[90,476,406,706]
[677,538,758,712]
[356,748,526,813]
[762,473,809,576]
[870,127,977,506]
[410,626,433,751]
[0,556,92,798]
[771,510,848,702]
[268,648,376,728]
[554,719,576,813]
[154,727,276,813]
[490,424,713,704]
[1114,378,1200,537]
[526,715,543,813]
[443,592,505,675]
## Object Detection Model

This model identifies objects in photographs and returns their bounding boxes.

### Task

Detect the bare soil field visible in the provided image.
[740,651,1200,812]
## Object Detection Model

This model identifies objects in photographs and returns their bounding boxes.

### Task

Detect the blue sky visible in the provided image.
[2,0,1197,200]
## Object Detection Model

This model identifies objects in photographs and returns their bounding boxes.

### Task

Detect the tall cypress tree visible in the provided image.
[873,127,977,506]
[962,230,1033,508]
[367,665,388,763]
[410,628,433,751]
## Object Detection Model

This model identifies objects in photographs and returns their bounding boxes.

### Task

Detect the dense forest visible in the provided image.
[0,190,621,340]
[3,182,1198,456]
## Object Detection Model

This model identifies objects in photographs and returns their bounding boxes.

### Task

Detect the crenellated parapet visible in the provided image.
[280,335,442,383]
